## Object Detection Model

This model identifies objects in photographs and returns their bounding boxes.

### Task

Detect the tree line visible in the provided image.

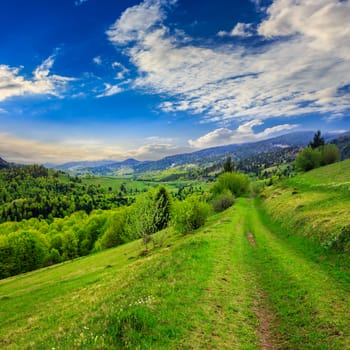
[0,170,251,279]
[0,165,128,223]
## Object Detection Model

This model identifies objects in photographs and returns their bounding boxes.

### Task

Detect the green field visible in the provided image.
[1,161,350,349]
[81,176,208,193]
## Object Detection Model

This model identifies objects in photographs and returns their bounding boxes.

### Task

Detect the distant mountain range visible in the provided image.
[0,157,9,170]
[2,131,349,176]
[46,131,340,176]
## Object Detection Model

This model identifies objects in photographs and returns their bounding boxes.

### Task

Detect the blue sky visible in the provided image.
[0,0,349,164]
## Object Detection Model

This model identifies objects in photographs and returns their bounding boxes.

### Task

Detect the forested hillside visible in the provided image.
[0,165,127,223]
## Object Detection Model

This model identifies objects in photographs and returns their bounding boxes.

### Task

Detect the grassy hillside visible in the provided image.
[0,210,260,349]
[262,159,350,252]
[1,196,350,349]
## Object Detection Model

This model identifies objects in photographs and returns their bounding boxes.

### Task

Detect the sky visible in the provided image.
[0,0,349,164]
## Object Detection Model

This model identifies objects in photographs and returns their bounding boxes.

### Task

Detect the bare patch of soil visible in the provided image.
[253,297,279,350]
[246,232,257,249]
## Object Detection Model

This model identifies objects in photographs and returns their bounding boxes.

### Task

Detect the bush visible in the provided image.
[296,144,340,172]
[212,191,235,212]
[320,144,340,166]
[295,147,322,171]
[172,196,211,234]
[212,172,250,197]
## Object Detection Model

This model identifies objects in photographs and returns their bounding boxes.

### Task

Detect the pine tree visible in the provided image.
[223,156,235,172]
[309,130,325,149]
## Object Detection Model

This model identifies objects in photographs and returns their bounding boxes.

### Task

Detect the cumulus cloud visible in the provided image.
[107,0,350,123]
[106,0,167,45]
[0,56,73,102]
[258,0,350,59]
[189,120,298,148]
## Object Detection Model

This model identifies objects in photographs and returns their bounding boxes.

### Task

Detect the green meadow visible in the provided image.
[1,161,350,349]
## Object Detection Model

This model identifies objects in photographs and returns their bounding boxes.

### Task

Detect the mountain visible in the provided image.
[330,134,350,160]
[47,158,144,175]
[48,131,349,176]
[134,131,316,173]
[0,156,10,169]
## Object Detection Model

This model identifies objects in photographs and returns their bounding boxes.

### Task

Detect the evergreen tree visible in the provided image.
[223,156,235,172]
[309,130,325,149]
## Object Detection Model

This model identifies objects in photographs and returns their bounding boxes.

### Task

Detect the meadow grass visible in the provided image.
[0,209,260,349]
[1,167,350,349]
[262,160,350,250]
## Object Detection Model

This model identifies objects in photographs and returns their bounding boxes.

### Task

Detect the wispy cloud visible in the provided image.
[107,0,350,124]
[93,56,102,65]
[74,0,88,6]
[189,121,298,148]
[218,23,254,37]
[0,132,188,164]
[0,56,73,102]
[97,83,124,97]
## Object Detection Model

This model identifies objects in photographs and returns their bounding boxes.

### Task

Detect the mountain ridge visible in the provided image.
[48,131,318,175]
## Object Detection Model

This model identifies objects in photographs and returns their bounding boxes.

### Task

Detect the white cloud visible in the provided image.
[189,121,298,148]
[258,0,350,59]
[106,0,167,45]
[131,143,184,160]
[0,132,187,164]
[93,56,102,65]
[0,56,73,102]
[107,0,350,124]
[97,83,123,97]
[218,23,254,37]
[112,61,129,80]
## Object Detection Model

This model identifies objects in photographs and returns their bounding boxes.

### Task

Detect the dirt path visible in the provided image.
[182,198,350,349]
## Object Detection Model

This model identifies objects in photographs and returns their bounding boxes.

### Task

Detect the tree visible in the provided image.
[153,186,171,231]
[223,156,235,172]
[309,130,325,149]
[295,147,322,171]
[296,143,340,172]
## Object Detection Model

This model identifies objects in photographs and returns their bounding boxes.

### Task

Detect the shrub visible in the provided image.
[172,196,211,234]
[296,144,340,172]
[212,172,250,197]
[320,144,340,166]
[295,147,322,171]
[212,191,235,212]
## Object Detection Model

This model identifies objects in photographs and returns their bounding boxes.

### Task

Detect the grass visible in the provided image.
[1,162,350,348]
[81,175,208,195]
[248,198,350,349]
[262,160,350,251]
[0,209,260,349]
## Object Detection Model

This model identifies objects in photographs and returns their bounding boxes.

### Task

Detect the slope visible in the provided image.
[1,196,350,349]
[262,159,350,251]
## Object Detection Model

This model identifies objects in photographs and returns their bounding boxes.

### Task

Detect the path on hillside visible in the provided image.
[184,198,350,350]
